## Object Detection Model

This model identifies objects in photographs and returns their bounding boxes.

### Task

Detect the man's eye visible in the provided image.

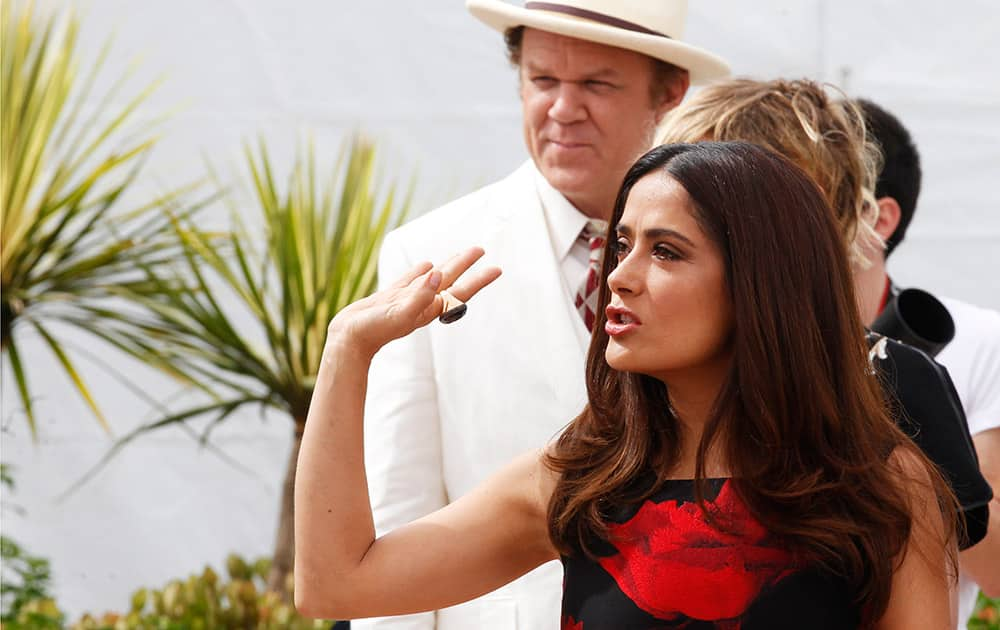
[531,76,556,87]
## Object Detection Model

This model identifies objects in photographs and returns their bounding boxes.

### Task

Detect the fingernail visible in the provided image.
[428,271,442,290]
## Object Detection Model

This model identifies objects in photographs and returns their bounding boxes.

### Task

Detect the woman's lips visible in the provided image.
[605,304,641,337]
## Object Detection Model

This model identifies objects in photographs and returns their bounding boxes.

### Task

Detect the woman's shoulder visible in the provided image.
[519,447,561,512]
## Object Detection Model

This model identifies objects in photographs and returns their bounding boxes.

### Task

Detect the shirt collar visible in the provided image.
[533,165,592,261]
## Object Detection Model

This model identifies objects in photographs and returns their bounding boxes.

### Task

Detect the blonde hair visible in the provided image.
[656,78,883,267]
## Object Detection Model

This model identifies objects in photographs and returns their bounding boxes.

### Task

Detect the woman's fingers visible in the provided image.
[428,247,503,308]
[397,270,441,321]
[435,247,487,291]
[392,247,502,325]
[393,261,435,289]
[428,246,503,300]
[445,265,502,303]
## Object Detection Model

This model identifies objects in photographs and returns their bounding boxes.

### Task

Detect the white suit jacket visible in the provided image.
[357,161,591,630]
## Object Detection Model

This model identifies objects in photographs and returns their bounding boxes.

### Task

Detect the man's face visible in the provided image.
[518,28,687,219]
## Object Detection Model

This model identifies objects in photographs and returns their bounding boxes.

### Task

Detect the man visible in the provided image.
[358,2,728,629]
[856,99,1000,627]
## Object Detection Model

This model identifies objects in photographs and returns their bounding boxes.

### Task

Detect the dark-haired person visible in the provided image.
[855,98,1000,627]
[657,79,992,565]
[296,142,958,629]
[360,3,729,628]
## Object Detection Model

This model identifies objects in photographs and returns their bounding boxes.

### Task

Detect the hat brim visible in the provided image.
[466,0,730,84]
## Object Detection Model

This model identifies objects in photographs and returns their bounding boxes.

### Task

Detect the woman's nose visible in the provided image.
[607,255,640,296]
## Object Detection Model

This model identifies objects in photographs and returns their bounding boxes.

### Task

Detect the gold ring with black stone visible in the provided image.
[438,290,467,324]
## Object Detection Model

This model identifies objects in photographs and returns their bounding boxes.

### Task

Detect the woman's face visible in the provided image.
[605,173,733,382]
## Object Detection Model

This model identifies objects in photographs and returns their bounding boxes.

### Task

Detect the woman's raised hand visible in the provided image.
[326,247,502,359]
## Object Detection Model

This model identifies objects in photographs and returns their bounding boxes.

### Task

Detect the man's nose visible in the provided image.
[547,84,587,124]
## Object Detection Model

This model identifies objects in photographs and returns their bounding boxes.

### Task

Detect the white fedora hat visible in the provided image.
[466,0,730,84]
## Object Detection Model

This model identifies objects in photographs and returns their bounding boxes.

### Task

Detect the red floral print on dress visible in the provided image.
[561,615,584,630]
[597,480,797,625]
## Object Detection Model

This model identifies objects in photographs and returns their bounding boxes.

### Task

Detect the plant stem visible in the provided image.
[268,417,305,598]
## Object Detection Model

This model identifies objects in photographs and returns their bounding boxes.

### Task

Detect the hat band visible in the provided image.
[524,2,671,39]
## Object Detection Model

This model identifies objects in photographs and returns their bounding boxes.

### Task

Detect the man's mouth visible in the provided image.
[546,138,590,149]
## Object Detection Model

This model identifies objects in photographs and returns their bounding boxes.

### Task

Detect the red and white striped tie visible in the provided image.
[574,220,607,332]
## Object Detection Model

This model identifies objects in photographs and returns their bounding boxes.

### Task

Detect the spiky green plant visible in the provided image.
[86,136,410,594]
[1,0,191,438]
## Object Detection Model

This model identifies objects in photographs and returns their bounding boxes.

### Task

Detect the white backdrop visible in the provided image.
[3,0,999,620]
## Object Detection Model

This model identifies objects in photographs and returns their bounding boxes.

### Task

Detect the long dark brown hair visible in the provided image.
[545,142,956,625]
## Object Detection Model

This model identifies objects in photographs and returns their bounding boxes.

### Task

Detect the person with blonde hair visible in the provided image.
[855,97,1000,629]
[658,79,881,267]
[657,77,992,559]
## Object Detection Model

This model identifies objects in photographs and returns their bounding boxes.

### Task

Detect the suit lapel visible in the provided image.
[482,163,590,407]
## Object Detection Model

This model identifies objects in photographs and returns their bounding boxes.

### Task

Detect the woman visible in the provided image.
[656,78,991,553]
[295,142,956,629]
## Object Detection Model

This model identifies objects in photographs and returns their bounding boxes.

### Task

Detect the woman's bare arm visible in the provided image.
[877,448,957,629]
[293,248,559,620]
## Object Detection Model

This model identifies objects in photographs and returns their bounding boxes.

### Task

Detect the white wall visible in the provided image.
[3,0,999,620]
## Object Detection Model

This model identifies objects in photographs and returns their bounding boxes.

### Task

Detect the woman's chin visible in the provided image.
[605,347,670,380]
[605,346,637,372]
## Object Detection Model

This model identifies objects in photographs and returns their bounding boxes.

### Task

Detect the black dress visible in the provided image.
[561,479,859,630]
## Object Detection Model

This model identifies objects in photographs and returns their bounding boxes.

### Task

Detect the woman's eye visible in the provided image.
[653,244,681,261]
[613,239,631,259]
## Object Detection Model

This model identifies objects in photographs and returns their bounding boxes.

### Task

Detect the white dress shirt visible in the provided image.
[533,168,607,301]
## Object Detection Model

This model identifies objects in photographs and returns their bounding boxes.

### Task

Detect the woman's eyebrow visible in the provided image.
[616,224,695,247]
